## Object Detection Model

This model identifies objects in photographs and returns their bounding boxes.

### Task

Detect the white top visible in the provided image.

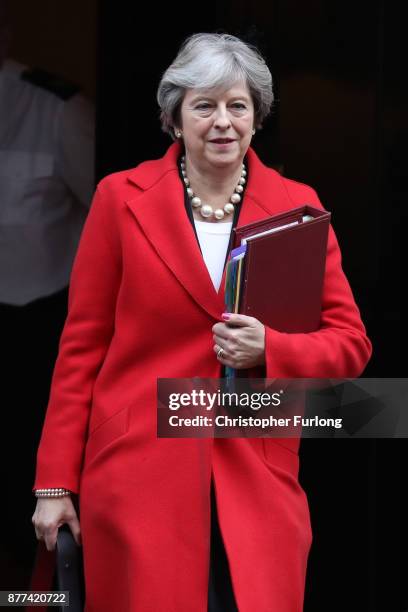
[0,59,95,305]
[194,220,233,291]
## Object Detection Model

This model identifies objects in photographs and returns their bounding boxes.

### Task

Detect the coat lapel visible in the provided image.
[125,143,295,319]
[125,145,225,320]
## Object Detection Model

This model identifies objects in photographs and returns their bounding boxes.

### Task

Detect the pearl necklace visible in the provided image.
[180,156,247,221]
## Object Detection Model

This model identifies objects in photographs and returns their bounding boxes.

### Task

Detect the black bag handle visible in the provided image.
[55,526,84,612]
[28,526,84,611]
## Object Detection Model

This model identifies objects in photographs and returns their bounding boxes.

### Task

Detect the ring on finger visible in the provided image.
[217,347,225,359]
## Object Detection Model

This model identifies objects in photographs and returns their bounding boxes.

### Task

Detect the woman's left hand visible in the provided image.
[212,313,266,369]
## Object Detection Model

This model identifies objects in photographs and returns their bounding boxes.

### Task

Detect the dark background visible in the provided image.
[4,0,407,609]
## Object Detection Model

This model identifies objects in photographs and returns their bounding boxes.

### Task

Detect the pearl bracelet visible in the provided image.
[34,488,71,498]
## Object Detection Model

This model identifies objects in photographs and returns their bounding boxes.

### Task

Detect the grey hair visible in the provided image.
[157,33,273,138]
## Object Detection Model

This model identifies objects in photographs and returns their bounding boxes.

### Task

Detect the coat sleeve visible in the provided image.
[264,186,372,378]
[33,180,122,493]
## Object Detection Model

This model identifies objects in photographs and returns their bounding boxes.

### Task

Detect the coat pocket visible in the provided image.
[262,438,300,479]
[85,405,130,465]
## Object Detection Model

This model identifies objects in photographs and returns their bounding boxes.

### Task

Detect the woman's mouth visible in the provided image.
[209,138,236,147]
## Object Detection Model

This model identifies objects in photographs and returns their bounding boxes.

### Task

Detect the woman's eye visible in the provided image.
[196,103,212,110]
[231,103,246,110]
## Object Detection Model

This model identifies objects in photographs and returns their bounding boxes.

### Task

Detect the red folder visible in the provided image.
[232,205,331,333]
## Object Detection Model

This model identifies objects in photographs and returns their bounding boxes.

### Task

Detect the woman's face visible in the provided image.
[178,82,255,172]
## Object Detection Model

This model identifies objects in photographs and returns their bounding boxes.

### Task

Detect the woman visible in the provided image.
[32,33,372,611]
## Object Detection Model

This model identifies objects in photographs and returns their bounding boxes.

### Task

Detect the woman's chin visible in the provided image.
[205,151,244,169]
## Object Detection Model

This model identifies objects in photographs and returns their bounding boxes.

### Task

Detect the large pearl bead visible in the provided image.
[200,204,213,218]
[238,177,246,185]
[191,197,201,208]
[183,177,190,186]
[214,209,225,220]
[230,193,241,204]
[187,188,194,197]
[224,203,234,214]
[235,185,244,193]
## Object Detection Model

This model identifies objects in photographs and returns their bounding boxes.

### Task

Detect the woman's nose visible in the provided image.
[213,106,231,129]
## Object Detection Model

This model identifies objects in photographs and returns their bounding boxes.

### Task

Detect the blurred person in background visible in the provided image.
[0,0,95,587]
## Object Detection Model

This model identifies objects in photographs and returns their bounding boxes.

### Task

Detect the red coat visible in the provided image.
[34,142,372,611]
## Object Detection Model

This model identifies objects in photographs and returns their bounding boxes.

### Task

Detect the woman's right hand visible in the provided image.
[32,496,81,551]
